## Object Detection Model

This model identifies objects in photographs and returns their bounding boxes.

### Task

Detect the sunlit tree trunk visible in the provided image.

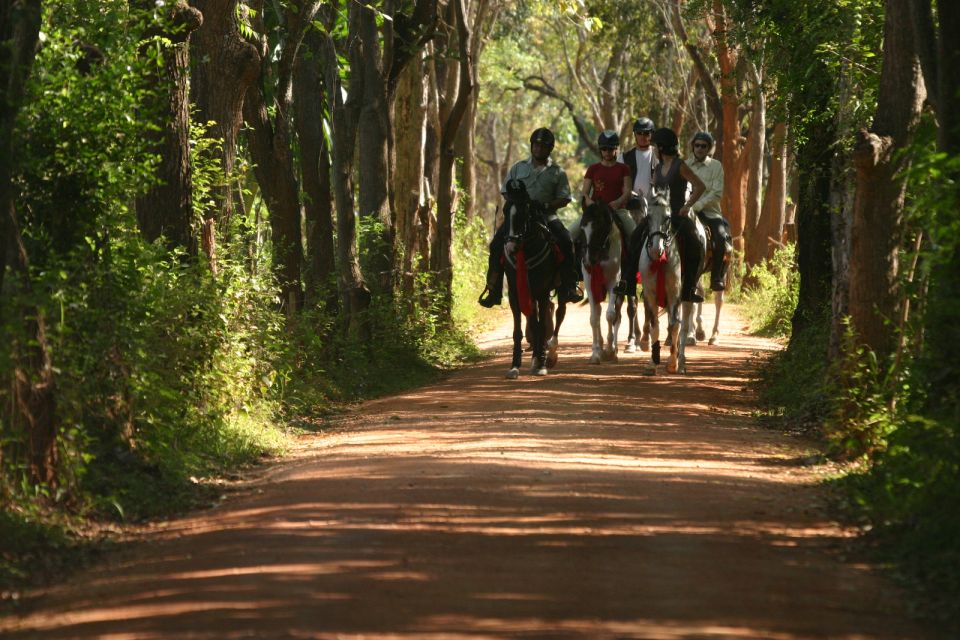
[394,54,428,297]
[750,122,787,263]
[712,0,745,248]
[743,68,766,267]
[848,0,925,363]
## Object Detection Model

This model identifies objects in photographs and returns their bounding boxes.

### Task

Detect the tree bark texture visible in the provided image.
[750,122,787,264]
[321,9,371,336]
[1,0,58,486]
[791,124,835,339]
[394,54,428,297]
[135,2,202,255]
[712,0,745,247]
[242,1,320,315]
[743,76,766,267]
[848,0,925,363]
[295,28,336,310]
[433,0,475,321]
[188,0,259,249]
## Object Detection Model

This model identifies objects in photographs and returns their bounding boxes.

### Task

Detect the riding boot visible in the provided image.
[548,218,583,303]
[616,225,646,297]
[673,215,704,303]
[710,219,730,291]
[478,225,506,307]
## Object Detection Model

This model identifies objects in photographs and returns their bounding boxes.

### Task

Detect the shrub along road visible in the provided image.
[0,303,930,638]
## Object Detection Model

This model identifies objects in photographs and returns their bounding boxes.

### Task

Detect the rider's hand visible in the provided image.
[679,205,691,218]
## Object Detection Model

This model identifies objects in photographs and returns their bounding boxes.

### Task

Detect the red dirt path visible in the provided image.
[0,304,931,639]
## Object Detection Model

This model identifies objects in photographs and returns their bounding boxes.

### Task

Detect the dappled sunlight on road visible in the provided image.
[0,304,923,639]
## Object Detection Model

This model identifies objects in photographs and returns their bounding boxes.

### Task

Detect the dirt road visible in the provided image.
[1,304,929,639]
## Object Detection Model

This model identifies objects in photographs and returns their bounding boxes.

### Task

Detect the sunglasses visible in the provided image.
[635,131,652,136]
[693,143,710,149]
[600,147,617,152]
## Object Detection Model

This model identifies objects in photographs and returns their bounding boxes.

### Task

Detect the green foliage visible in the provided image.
[740,243,800,336]
[754,312,831,434]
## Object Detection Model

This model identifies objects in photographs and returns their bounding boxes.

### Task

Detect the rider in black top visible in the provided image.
[618,127,706,303]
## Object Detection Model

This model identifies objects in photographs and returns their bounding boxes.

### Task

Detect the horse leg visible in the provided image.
[507,291,523,379]
[624,294,637,353]
[531,299,548,376]
[709,290,724,345]
[604,286,620,362]
[640,298,651,352]
[695,295,706,342]
[643,288,661,366]
[677,300,694,374]
[666,299,681,374]
[546,299,560,368]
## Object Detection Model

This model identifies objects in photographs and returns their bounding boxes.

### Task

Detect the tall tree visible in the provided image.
[243,0,321,314]
[847,0,925,362]
[189,0,260,264]
[134,1,202,254]
[1,0,58,485]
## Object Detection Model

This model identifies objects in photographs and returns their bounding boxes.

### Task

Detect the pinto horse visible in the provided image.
[637,201,705,374]
[581,202,626,363]
[502,180,566,379]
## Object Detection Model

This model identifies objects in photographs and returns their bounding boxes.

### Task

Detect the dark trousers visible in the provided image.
[696,213,730,290]
[486,219,579,289]
[621,215,703,300]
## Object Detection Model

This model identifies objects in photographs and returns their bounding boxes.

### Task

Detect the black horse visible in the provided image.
[501,179,566,379]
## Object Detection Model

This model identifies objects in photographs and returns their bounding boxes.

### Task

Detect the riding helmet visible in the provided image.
[692,131,715,149]
[651,127,679,155]
[529,127,555,153]
[598,129,620,149]
[633,117,655,134]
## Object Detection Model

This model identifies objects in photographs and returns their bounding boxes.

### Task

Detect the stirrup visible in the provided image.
[559,283,583,304]
[478,286,502,308]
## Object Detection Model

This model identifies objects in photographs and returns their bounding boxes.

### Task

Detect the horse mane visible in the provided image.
[583,201,615,259]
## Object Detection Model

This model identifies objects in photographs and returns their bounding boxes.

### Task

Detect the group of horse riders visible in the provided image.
[477,120,732,311]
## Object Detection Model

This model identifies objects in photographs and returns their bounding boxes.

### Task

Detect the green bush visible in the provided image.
[740,243,800,337]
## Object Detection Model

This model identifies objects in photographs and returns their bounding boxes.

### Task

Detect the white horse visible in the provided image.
[581,202,624,364]
[637,201,704,374]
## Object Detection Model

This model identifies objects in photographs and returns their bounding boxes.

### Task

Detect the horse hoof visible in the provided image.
[546,353,558,368]
[640,337,650,352]
[696,327,706,341]
[685,335,697,346]
[589,352,602,364]
[625,343,636,354]
[505,368,519,379]
[651,341,661,365]
[709,332,719,346]
[533,367,548,376]
[667,362,678,374]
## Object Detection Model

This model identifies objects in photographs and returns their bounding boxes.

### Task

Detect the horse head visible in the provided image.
[504,179,533,239]
[581,201,615,266]
[644,201,673,262]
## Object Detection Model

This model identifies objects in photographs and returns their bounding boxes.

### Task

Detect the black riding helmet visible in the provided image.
[530,127,555,153]
[598,129,620,149]
[692,131,715,149]
[652,127,679,155]
[633,117,655,134]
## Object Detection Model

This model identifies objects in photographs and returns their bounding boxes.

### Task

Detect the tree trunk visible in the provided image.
[394,54,428,297]
[189,0,260,265]
[356,3,394,293]
[321,11,370,336]
[1,0,57,486]
[751,122,787,263]
[135,2,202,254]
[295,28,336,310]
[454,90,478,222]
[712,0,745,248]
[433,0,474,322]
[848,0,925,363]
[791,123,835,340]
[743,72,766,267]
